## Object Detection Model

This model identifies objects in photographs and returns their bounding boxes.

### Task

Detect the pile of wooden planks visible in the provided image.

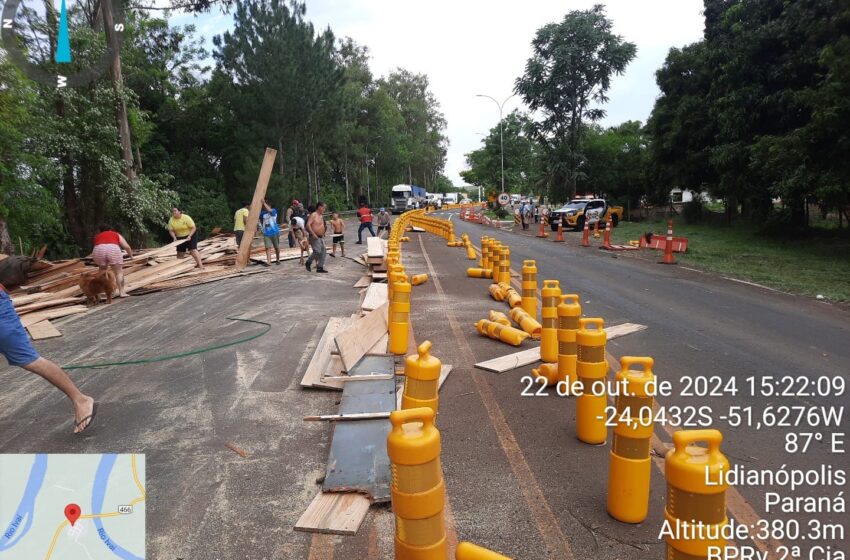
[6,234,275,340]
[350,237,388,282]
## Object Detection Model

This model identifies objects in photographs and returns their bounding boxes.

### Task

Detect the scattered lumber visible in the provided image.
[295,492,371,535]
[237,147,277,268]
[6,233,275,339]
[300,317,353,391]
[474,322,648,373]
[304,411,392,422]
[365,237,384,264]
[353,275,371,288]
[334,303,389,372]
[360,283,388,312]
[323,374,395,382]
[25,320,61,340]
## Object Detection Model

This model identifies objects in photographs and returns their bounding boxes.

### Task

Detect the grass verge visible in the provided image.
[610,219,850,302]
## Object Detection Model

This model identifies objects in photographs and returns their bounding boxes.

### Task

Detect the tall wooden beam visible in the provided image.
[236,148,278,269]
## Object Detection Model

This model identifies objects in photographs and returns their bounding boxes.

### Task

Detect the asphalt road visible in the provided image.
[0,213,847,560]
[403,211,850,559]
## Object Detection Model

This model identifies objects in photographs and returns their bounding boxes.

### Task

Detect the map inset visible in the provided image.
[0,454,145,559]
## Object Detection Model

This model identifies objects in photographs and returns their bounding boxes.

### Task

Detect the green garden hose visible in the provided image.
[63,317,271,370]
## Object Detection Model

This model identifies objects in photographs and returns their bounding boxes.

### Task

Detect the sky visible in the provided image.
[170,0,706,186]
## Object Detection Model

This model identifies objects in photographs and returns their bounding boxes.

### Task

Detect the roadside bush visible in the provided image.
[493,206,508,219]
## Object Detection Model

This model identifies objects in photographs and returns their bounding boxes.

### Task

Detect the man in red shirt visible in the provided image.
[0,285,97,434]
[356,202,375,245]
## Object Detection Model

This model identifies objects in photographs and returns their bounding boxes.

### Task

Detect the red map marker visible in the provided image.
[64,504,81,526]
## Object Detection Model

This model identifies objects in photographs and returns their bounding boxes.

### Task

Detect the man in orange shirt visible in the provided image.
[355,201,375,244]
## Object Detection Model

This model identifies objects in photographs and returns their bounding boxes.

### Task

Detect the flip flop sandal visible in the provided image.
[73,402,99,435]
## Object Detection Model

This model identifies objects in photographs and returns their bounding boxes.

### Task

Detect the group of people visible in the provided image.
[515,201,548,230]
[230,199,392,273]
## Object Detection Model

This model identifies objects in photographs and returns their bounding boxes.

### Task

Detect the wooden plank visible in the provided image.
[360,283,388,312]
[300,317,350,390]
[20,305,89,327]
[10,293,52,306]
[125,239,185,263]
[237,147,277,269]
[370,272,387,282]
[15,297,84,315]
[323,374,395,382]
[366,237,384,259]
[334,303,388,372]
[304,412,391,421]
[353,275,371,289]
[25,320,61,340]
[366,332,388,355]
[474,323,648,373]
[294,492,370,535]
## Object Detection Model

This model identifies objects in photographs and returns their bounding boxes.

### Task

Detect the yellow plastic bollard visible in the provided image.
[531,362,559,387]
[509,307,542,339]
[456,542,512,560]
[607,356,655,523]
[521,260,538,320]
[466,243,477,261]
[576,317,608,445]
[402,341,441,412]
[466,267,493,279]
[556,294,581,387]
[389,278,411,355]
[505,287,522,309]
[665,430,729,559]
[388,407,448,560]
[540,280,561,363]
[474,319,529,346]
[498,247,511,286]
[411,274,428,286]
[488,310,512,326]
[479,237,490,269]
[488,242,501,280]
[488,283,506,302]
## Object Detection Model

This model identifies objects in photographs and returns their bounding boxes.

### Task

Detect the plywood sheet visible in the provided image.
[26,320,61,340]
[301,317,351,390]
[294,492,370,535]
[353,275,371,289]
[366,237,384,259]
[323,355,395,502]
[360,283,388,312]
[334,304,388,372]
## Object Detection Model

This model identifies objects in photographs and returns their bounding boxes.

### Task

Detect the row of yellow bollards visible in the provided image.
[460,231,730,559]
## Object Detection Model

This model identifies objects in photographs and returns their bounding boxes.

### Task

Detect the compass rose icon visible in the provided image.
[1,0,126,88]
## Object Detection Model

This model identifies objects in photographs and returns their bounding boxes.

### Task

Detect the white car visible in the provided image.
[460,198,473,204]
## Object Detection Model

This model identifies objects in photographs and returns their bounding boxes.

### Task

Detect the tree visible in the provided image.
[461,111,540,195]
[515,4,636,201]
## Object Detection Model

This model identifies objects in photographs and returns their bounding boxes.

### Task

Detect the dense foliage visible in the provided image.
[463,1,850,228]
[1,0,448,256]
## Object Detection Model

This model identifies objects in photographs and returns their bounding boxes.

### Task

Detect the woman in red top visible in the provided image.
[92,224,134,297]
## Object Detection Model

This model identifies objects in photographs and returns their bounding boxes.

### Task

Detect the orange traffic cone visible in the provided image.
[660,219,676,265]
[537,216,549,238]
[601,216,612,249]
[593,219,601,238]
[553,220,564,242]
[581,221,590,247]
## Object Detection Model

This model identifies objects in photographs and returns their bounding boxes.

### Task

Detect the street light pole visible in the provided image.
[476,93,514,194]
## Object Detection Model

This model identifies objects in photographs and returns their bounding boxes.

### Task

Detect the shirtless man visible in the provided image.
[305,202,328,273]
[330,212,345,257]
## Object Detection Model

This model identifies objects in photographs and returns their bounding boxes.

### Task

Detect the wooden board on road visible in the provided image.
[360,283,388,312]
[301,317,351,390]
[236,147,277,268]
[294,492,370,535]
[334,303,388,372]
[26,320,62,340]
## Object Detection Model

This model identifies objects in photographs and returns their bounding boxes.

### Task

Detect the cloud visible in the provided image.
[169,0,705,186]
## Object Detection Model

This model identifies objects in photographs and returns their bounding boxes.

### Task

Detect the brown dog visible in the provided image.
[79,268,118,306]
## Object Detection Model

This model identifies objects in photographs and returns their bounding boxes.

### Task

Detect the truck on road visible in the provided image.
[390,184,426,214]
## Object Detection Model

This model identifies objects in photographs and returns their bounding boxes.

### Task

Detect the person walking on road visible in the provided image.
[355,201,375,244]
[92,224,133,298]
[259,199,281,265]
[330,212,345,257]
[1,285,97,434]
[376,208,391,239]
[305,202,329,273]
[168,207,204,269]
[233,202,250,247]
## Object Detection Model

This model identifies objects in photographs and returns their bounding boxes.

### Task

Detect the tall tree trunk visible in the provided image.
[0,216,13,255]
[344,142,349,204]
[101,0,136,182]
[278,136,285,175]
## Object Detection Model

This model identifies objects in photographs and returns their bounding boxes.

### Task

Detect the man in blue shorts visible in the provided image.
[0,286,97,434]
